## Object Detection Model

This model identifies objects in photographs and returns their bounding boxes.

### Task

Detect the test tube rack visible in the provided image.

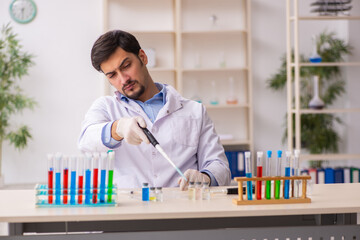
[232,175,311,205]
[35,184,118,207]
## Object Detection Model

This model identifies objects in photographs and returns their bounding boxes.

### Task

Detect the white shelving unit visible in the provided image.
[102,0,253,152]
[286,0,360,161]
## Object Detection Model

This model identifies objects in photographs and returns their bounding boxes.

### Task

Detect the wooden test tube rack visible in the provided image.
[233,175,312,205]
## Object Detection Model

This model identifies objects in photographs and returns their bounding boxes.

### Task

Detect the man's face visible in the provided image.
[100,47,148,100]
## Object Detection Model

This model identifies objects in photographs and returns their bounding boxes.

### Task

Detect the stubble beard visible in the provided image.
[123,80,145,100]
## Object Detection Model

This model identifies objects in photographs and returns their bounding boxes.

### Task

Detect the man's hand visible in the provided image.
[113,116,150,145]
[178,169,210,191]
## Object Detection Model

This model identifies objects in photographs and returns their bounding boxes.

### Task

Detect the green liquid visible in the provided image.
[107,170,114,203]
[275,180,281,199]
[266,180,271,199]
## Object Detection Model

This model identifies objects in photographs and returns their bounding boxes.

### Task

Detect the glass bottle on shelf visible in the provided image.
[219,51,226,68]
[308,75,325,109]
[210,80,219,105]
[309,35,322,63]
[191,79,202,103]
[226,76,238,105]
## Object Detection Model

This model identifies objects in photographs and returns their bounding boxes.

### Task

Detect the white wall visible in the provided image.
[0,0,359,185]
[0,0,104,184]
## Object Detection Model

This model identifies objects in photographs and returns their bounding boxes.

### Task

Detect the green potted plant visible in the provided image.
[0,23,36,186]
[267,31,352,168]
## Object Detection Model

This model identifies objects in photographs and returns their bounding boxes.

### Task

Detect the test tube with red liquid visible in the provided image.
[63,156,69,204]
[47,154,54,204]
[92,152,99,203]
[256,151,263,200]
[78,155,84,204]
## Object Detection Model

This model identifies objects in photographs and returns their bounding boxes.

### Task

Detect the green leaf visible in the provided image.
[6,126,32,150]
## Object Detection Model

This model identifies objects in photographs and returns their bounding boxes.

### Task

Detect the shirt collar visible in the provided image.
[117,82,167,104]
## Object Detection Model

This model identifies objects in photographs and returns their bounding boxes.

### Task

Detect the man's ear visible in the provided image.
[138,49,148,65]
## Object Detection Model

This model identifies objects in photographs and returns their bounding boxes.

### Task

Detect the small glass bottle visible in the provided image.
[149,187,156,201]
[226,76,238,105]
[188,182,195,200]
[195,182,202,200]
[142,183,149,201]
[156,187,163,202]
[209,80,219,105]
[202,181,211,200]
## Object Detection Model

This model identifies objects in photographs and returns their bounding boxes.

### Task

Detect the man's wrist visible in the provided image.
[202,172,211,185]
[111,120,123,141]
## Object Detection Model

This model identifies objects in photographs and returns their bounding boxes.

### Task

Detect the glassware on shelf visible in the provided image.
[309,35,322,63]
[210,80,219,105]
[226,76,238,105]
[191,79,202,103]
[219,51,226,68]
[209,14,218,29]
[309,75,325,109]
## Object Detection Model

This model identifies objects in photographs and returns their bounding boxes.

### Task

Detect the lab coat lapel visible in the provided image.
[156,86,183,122]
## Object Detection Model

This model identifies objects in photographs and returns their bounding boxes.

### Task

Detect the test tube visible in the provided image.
[100,152,107,203]
[78,155,84,204]
[63,155,69,204]
[275,150,282,199]
[284,151,291,199]
[265,151,272,200]
[256,152,263,200]
[107,150,115,203]
[245,151,252,200]
[293,150,300,198]
[47,154,54,204]
[142,183,149,201]
[70,155,77,205]
[85,153,92,204]
[92,152,100,204]
[54,152,62,205]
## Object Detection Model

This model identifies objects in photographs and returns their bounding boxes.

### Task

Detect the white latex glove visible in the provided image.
[178,169,211,191]
[115,116,150,145]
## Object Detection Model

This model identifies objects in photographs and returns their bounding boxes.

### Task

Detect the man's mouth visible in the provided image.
[123,81,136,91]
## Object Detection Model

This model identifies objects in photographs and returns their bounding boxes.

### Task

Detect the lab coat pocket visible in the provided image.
[172,117,199,147]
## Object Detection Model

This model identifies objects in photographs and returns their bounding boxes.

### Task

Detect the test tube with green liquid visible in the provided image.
[275,150,282,199]
[265,151,272,199]
[107,150,115,203]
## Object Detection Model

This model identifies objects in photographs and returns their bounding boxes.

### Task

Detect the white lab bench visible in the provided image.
[0,183,359,239]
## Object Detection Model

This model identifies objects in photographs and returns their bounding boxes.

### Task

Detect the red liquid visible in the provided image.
[48,170,53,204]
[63,169,68,204]
[93,168,98,203]
[256,166,263,200]
[78,175,83,204]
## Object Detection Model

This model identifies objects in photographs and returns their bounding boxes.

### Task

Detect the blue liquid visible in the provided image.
[55,172,61,204]
[70,171,76,204]
[100,169,106,203]
[309,57,322,63]
[142,187,149,201]
[246,172,253,200]
[284,167,291,199]
[210,100,219,105]
[85,169,91,204]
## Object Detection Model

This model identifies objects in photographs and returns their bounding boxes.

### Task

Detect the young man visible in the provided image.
[78,30,231,190]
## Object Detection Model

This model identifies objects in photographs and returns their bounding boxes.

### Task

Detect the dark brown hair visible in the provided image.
[91,30,141,72]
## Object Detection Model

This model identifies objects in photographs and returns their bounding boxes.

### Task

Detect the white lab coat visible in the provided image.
[78,84,231,188]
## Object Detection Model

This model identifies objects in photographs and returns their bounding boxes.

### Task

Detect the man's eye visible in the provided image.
[123,63,130,69]
[109,73,116,79]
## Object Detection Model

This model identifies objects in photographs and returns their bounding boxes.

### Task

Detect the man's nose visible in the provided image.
[116,71,130,85]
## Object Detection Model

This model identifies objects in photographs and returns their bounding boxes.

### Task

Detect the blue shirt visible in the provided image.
[101,83,218,186]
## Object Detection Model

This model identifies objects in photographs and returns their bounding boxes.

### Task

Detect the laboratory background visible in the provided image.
[0,0,359,188]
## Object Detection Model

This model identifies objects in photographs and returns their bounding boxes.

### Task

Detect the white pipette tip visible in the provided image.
[294,149,300,157]
[285,151,291,157]
[257,151,263,157]
[245,151,251,158]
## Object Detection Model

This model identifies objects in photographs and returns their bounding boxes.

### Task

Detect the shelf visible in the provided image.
[205,103,249,109]
[301,154,360,161]
[181,29,247,35]
[182,67,248,73]
[148,68,176,72]
[221,139,250,146]
[290,62,360,67]
[290,16,360,21]
[129,30,175,35]
[291,108,360,114]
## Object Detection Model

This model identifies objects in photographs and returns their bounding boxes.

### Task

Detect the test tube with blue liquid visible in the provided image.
[293,150,300,198]
[265,151,272,200]
[107,150,115,203]
[54,153,62,205]
[100,152,107,203]
[284,151,291,199]
[245,151,252,200]
[78,155,84,204]
[70,156,77,205]
[85,153,92,204]
[47,154,54,204]
[275,150,282,199]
